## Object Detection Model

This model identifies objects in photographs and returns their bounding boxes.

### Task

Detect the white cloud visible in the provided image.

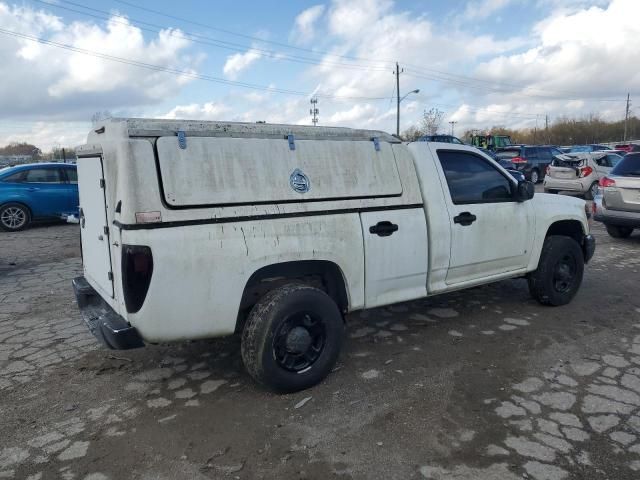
[290,5,326,44]
[222,49,261,79]
[0,2,198,122]
[0,121,90,151]
[462,0,513,21]
[162,102,230,120]
[474,0,640,100]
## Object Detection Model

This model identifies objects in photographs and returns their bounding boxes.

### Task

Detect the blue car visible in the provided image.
[0,163,79,231]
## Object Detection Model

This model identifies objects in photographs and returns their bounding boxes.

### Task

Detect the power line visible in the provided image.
[34,0,631,103]
[30,0,391,73]
[0,27,392,101]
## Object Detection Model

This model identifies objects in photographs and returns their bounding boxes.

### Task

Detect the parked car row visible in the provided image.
[0,163,78,231]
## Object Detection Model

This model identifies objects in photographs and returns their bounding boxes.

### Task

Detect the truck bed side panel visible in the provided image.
[121,214,365,343]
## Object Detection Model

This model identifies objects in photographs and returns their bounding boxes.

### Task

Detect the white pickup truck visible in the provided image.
[73,118,595,392]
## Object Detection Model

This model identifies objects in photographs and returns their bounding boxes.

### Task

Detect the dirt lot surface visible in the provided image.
[2,218,640,480]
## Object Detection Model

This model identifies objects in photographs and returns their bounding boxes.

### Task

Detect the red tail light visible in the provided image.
[579,166,593,178]
[122,245,154,313]
[511,156,527,164]
[599,177,616,187]
[546,165,550,175]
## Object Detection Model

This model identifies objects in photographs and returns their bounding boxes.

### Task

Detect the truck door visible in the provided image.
[432,147,534,285]
[360,208,428,308]
[77,157,114,297]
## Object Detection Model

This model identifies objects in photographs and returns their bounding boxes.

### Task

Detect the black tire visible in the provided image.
[544,189,558,194]
[528,235,584,306]
[241,284,344,393]
[0,202,31,232]
[584,182,598,200]
[605,224,633,238]
[530,169,540,184]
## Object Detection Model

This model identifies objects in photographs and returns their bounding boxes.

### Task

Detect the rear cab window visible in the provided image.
[437,150,514,204]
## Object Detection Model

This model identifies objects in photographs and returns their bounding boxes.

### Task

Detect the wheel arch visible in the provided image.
[236,260,349,333]
[545,219,585,244]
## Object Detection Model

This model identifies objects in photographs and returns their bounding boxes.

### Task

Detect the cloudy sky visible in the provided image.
[0,0,638,150]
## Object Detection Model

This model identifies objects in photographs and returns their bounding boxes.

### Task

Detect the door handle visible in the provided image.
[453,212,477,226]
[27,187,39,191]
[369,221,399,237]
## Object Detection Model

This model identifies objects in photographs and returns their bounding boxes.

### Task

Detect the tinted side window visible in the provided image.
[65,168,78,184]
[438,151,513,204]
[538,148,553,161]
[1,171,25,183]
[525,147,539,160]
[611,154,640,176]
[605,154,622,167]
[24,168,63,183]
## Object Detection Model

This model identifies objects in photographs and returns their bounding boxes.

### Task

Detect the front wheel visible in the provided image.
[241,284,344,393]
[530,169,540,184]
[605,224,633,238]
[528,235,584,306]
[0,203,30,231]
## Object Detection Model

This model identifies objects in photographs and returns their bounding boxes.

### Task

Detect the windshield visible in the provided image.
[611,154,640,176]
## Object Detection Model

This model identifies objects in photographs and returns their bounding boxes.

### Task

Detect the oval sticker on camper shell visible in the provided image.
[290,168,310,194]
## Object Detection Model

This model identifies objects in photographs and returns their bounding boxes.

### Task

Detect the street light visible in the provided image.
[397,89,420,136]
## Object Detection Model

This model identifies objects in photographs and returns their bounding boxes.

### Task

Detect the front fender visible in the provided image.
[526,193,590,271]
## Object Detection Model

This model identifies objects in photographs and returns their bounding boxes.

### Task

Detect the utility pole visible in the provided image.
[624,93,631,141]
[310,97,319,126]
[545,115,549,144]
[395,62,402,136]
[449,121,458,136]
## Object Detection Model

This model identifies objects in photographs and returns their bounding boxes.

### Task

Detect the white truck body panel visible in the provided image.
[157,137,403,206]
[74,118,590,344]
[76,156,113,298]
[360,208,428,308]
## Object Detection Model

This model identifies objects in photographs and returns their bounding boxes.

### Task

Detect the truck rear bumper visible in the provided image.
[73,276,144,350]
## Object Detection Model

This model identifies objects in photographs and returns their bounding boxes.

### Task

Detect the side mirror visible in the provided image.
[516,180,535,202]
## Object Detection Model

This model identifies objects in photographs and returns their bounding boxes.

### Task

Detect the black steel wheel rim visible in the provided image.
[553,254,577,293]
[273,312,326,373]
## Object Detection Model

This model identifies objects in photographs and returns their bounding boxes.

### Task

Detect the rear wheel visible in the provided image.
[0,203,30,231]
[605,224,633,238]
[528,235,584,306]
[584,181,598,200]
[241,283,344,392]
[530,169,540,184]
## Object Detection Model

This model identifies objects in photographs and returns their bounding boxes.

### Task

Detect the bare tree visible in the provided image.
[421,108,444,136]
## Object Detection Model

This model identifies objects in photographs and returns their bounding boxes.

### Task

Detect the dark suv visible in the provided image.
[495,145,564,183]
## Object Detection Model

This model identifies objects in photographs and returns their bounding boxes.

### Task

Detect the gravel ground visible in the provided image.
[1,215,640,480]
